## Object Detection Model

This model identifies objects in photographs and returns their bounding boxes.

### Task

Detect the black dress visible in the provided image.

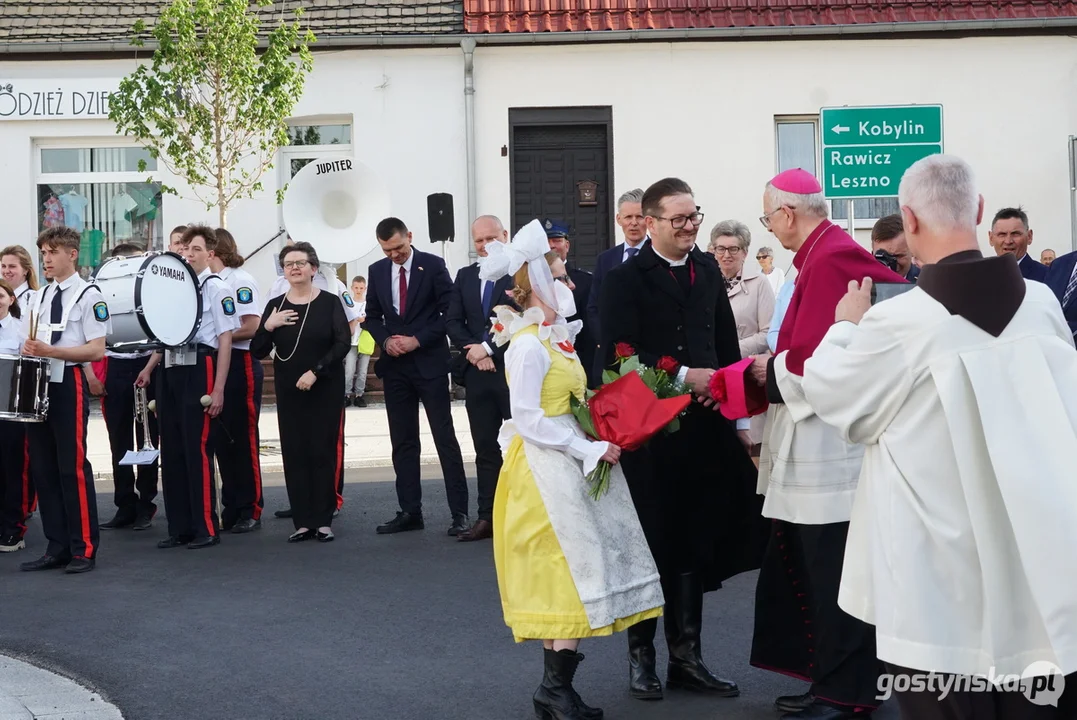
[251,290,351,531]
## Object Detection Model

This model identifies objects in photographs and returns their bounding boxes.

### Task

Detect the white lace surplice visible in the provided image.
[498,332,664,630]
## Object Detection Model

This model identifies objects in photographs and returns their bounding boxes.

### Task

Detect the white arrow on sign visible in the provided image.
[832,125,850,134]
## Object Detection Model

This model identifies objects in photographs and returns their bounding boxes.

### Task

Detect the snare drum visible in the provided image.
[93,252,202,349]
[0,354,50,422]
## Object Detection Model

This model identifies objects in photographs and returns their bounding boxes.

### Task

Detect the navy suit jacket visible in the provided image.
[586,238,650,342]
[445,263,516,382]
[1019,253,1048,282]
[365,248,454,380]
[1045,250,1077,337]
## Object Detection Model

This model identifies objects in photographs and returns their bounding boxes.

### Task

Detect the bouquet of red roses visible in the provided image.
[569,343,692,499]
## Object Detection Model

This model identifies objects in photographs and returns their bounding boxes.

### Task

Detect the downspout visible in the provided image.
[461,37,478,261]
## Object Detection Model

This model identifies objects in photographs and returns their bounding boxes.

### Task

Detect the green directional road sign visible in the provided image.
[821,105,943,199]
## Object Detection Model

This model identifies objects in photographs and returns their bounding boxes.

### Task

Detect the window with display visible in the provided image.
[36,145,165,278]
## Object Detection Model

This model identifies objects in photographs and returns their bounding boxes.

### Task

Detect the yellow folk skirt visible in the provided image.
[492,436,663,643]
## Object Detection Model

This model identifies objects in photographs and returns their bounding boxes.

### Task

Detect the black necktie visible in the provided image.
[50,286,63,345]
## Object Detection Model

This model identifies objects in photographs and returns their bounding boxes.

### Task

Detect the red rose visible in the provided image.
[614,342,635,359]
[656,356,679,374]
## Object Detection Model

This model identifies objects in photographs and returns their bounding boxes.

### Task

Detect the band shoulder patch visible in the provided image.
[342,291,355,308]
[237,287,254,304]
[93,301,109,322]
[222,297,236,316]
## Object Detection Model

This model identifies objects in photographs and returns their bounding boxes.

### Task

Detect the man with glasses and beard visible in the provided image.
[598,177,766,704]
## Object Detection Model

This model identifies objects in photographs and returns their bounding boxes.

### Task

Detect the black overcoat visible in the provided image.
[598,243,768,592]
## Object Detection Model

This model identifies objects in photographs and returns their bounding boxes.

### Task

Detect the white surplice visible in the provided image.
[802,281,1077,678]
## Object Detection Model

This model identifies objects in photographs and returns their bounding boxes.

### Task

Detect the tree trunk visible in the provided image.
[219,203,227,229]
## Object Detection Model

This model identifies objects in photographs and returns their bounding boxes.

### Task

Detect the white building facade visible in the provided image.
[1,26,1075,292]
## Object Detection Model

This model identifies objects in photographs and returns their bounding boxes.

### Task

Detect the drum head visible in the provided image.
[136,253,201,346]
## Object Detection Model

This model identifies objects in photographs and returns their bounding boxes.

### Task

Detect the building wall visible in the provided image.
[473,35,1077,273]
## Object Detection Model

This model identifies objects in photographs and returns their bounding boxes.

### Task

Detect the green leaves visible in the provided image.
[619,355,641,376]
[108,0,316,227]
[569,394,598,440]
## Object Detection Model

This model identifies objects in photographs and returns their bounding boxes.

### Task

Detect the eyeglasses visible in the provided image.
[712,246,742,256]
[283,260,310,269]
[759,206,789,229]
[756,255,770,261]
[653,212,704,230]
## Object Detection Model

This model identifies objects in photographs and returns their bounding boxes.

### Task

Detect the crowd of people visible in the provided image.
[0,152,1075,719]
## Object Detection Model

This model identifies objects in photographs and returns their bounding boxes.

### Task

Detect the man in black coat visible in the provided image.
[365,217,470,537]
[599,178,767,703]
[543,220,596,377]
[445,215,515,542]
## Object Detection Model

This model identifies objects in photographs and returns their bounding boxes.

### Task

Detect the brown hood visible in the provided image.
[917,249,1025,337]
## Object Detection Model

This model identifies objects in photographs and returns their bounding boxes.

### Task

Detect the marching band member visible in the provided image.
[168,225,188,254]
[210,228,265,534]
[19,227,110,574]
[138,225,238,550]
[94,243,160,532]
[269,237,361,520]
[251,242,350,543]
[0,280,30,552]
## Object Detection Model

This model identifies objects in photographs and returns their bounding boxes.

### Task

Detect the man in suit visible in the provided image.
[543,219,596,379]
[871,213,920,282]
[1045,249,1077,339]
[365,217,470,537]
[587,188,649,385]
[599,178,765,703]
[445,215,514,542]
[988,206,1047,282]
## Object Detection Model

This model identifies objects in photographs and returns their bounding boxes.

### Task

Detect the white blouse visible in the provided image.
[0,314,22,354]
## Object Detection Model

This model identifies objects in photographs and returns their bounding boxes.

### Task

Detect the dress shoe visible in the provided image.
[187,535,220,550]
[65,556,95,574]
[0,534,26,552]
[100,507,137,529]
[447,512,470,536]
[776,692,815,713]
[157,535,193,549]
[627,618,663,700]
[376,512,424,534]
[288,529,316,543]
[457,518,493,542]
[231,518,261,534]
[317,529,334,543]
[19,554,69,571]
[274,508,293,519]
[132,507,156,531]
[782,700,869,719]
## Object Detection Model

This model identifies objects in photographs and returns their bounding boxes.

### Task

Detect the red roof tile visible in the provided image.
[464,0,1077,33]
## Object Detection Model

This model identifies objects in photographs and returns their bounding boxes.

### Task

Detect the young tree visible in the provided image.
[109,0,316,228]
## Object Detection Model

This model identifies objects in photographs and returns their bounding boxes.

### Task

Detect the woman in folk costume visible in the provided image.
[481,219,664,720]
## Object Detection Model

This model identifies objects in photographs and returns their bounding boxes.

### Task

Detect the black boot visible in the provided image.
[533,649,602,720]
[627,618,663,700]
[664,572,740,697]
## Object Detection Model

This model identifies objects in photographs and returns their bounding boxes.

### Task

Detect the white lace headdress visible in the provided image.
[478,219,559,316]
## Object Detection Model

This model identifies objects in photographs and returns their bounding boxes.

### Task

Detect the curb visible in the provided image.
[0,654,122,720]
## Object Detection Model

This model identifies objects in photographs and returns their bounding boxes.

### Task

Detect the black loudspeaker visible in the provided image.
[427,193,455,242]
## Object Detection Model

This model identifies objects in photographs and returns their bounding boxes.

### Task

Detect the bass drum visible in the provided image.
[92,252,202,349]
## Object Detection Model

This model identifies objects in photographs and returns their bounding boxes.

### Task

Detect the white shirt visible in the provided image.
[193,268,240,348]
[13,281,32,333]
[220,266,264,351]
[351,300,367,344]
[268,273,361,323]
[24,273,111,363]
[0,314,21,354]
[390,252,415,316]
[763,266,786,296]
[802,282,1077,678]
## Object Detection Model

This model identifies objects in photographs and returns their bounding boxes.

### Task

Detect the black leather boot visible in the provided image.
[627,618,663,700]
[533,649,602,720]
[664,572,740,697]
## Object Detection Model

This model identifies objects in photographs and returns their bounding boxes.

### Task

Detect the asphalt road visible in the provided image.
[0,468,900,720]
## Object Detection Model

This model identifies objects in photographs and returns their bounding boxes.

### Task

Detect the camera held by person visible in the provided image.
[874,248,900,273]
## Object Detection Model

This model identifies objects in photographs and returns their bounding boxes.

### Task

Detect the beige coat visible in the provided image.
[726,266,775,445]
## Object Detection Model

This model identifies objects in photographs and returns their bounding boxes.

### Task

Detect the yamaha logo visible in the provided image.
[154,264,186,281]
[151,265,159,275]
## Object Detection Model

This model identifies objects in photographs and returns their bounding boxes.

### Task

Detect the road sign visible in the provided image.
[821,105,943,199]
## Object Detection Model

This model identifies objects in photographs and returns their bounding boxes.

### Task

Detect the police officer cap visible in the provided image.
[542,219,570,239]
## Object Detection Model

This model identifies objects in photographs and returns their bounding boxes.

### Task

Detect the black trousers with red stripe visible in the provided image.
[336,410,345,510]
[0,421,33,538]
[216,349,264,525]
[27,366,98,560]
[101,356,159,512]
[158,353,218,539]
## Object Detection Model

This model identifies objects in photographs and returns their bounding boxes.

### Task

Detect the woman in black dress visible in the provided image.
[251,242,351,543]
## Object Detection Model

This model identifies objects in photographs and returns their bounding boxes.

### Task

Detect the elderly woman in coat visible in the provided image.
[708,220,775,452]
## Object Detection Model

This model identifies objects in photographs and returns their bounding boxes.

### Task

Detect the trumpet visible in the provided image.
[134,385,155,454]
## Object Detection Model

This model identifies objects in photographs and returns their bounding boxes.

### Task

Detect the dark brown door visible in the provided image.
[511,124,610,272]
